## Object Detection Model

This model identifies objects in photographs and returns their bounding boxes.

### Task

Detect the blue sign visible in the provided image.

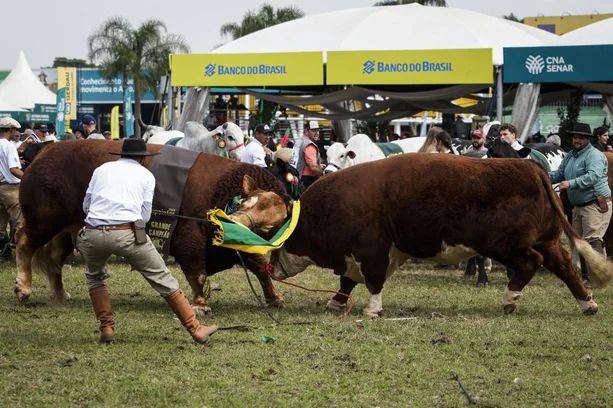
[504,45,613,83]
[77,68,156,103]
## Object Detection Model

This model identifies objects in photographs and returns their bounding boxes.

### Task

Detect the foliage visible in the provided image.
[1,259,611,407]
[52,57,95,68]
[87,17,189,137]
[503,12,522,22]
[374,0,447,6]
[557,91,583,149]
[220,3,305,40]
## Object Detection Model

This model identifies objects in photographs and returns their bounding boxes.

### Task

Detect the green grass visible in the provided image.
[0,258,611,407]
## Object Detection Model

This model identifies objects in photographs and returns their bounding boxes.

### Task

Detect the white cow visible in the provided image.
[324,134,426,173]
[143,121,246,160]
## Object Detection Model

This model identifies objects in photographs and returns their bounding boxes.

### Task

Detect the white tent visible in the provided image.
[213,3,558,65]
[0,94,24,111]
[557,17,613,45]
[0,51,56,109]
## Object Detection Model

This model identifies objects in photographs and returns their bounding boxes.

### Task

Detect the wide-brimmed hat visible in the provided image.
[110,139,160,156]
[568,123,592,137]
[0,117,21,129]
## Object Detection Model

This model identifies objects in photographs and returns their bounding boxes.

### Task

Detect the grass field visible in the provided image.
[0,258,611,407]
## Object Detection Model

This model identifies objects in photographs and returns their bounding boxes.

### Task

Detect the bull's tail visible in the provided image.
[539,170,613,288]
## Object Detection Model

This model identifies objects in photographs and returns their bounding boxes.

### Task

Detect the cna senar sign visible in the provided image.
[504,45,613,83]
[170,52,324,86]
[326,49,492,85]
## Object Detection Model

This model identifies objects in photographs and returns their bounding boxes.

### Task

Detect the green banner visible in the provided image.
[56,88,66,136]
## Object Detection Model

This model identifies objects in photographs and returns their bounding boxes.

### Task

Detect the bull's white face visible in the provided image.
[324,143,356,173]
[222,122,246,160]
[142,126,165,142]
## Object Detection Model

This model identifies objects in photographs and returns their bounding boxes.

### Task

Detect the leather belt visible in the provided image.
[85,223,133,230]
[576,199,597,207]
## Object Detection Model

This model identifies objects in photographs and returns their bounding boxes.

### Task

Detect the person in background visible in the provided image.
[45,123,58,142]
[418,126,443,153]
[241,124,273,168]
[0,117,25,250]
[33,123,48,143]
[592,126,612,152]
[74,127,85,140]
[103,131,113,140]
[76,139,217,344]
[499,123,524,152]
[292,121,324,189]
[549,123,612,289]
[434,130,455,154]
[463,128,488,158]
[82,115,104,139]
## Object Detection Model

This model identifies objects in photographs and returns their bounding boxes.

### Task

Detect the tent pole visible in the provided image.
[496,65,503,122]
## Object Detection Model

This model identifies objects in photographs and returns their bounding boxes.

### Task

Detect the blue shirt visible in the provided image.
[549,144,611,205]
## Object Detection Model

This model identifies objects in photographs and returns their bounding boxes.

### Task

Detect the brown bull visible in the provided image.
[15,140,291,315]
[272,153,613,316]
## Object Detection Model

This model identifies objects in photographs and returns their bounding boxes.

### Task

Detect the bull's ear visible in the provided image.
[242,174,257,195]
[347,150,356,159]
[223,123,228,130]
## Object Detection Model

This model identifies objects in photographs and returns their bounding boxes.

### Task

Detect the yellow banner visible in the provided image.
[110,105,120,139]
[170,52,324,86]
[327,49,492,85]
[57,67,77,130]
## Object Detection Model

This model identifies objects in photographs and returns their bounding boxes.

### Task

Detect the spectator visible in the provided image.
[82,115,104,139]
[418,126,443,153]
[464,128,488,158]
[33,123,48,143]
[592,126,612,152]
[0,117,25,250]
[241,124,273,168]
[292,121,324,189]
[549,123,612,289]
[434,130,455,154]
[74,127,85,140]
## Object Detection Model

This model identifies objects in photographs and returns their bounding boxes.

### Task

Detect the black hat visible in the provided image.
[110,139,160,157]
[255,123,273,134]
[567,123,592,137]
[34,123,48,132]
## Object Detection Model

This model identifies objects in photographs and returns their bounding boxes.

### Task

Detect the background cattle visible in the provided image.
[143,121,246,160]
[272,153,613,317]
[15,140,291,315]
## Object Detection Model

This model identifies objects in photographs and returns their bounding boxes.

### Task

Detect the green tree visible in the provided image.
[557,91,583,150]
[503,13,522,22]
[220,4,304,125]
[88,17,189,138]
[52,57,95,68]
[374,0,447,6]
[220,3,305,40]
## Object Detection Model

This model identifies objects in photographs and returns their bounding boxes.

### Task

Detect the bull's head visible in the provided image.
[229,175,289,235]
[323,142,355,174]
[221,122,246,161]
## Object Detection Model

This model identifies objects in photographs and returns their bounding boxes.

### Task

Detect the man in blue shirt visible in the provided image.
[549,123,612,289]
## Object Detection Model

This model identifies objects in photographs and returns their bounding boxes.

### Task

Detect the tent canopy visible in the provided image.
[213,3,558,65]
[558,17,613,45]
[0,51,56,109]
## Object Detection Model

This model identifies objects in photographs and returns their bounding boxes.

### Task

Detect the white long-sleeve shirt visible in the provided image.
[240,137,267,168]
[0,139,21,184]
[84,158,155,226]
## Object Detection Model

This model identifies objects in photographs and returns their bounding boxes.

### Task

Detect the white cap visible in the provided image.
[0,117,21,129]
[308,120,320,130]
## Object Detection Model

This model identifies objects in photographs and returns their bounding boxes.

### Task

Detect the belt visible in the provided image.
[575,199,598,207]
[85,223,133,230]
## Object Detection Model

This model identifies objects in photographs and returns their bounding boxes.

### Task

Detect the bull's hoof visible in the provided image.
[363,309,383,319]
[14,286,32,303]
[503,304,516,314]
[193,305,212,317]
[266,297,284,308]
[582,306,598,315]
[476,281,489,288]
[579,297,598,315]
[50,291,72,303]
[325,299,347,312]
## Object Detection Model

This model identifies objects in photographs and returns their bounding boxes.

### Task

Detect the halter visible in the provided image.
[231,210,259,232]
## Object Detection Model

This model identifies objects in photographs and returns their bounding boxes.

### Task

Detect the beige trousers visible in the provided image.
[0,183,24,235]
[76,227,179,297]
[572,198,612,248]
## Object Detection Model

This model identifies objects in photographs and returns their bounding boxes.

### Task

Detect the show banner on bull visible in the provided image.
[170,52,324,86]
[504,45,613,83]
[57,67,76,131]
[326,49,492,85]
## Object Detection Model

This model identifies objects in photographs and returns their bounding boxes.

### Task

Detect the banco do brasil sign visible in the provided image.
[171,52,323,86]
[327,49,492,85]
[504,45,613,83]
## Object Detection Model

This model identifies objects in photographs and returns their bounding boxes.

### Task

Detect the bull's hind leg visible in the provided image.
[15,229,35,302]
[182,269,212,317]
[38,232,75,302]
[538,242,597,314]
[500,248,543,314]
[243,254,284,307]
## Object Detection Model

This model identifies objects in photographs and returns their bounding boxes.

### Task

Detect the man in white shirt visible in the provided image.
[76,139,217,345]
[0,117,25,243]
[241,124,273,167]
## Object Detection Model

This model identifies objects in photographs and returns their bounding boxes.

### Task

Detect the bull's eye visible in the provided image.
[227,135,234,141]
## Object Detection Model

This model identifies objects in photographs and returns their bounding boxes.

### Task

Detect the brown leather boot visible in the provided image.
[89,286,115,343]
[165,289,218,344]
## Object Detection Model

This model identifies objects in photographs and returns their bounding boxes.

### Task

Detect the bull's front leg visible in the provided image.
[476,256,489,287]
[184,270,213,317]
[243,254,284,307]
[326,275,358,311]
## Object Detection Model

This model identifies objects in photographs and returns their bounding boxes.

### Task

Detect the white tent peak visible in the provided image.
[558,17,613,45]
[0,50,56,109]
[213,3,559,65]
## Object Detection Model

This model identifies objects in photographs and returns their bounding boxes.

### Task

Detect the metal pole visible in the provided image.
[496,65,503,122]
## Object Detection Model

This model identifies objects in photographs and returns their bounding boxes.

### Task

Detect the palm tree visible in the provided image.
[220,3,305,40]
[374,0,447,6]
[220,4,304,124]
[88,17,189,138]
